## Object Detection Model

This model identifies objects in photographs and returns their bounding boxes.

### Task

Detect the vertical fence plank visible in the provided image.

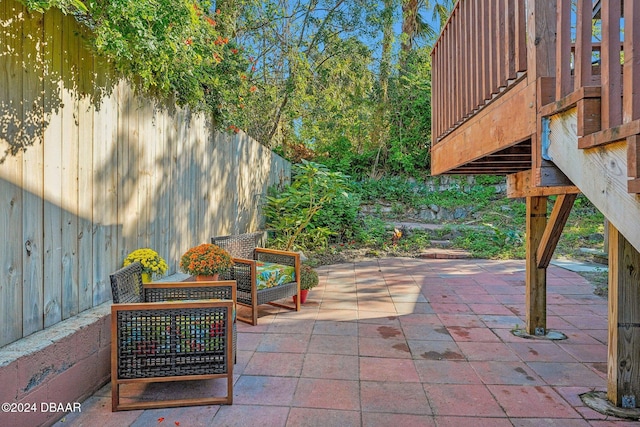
[623,0,640,122]
[61,15,79,319]
[601,0,623,128]
[42,7,63,328]
[77,34,94,312]
[21,5,45,340]
[0,0,25,346]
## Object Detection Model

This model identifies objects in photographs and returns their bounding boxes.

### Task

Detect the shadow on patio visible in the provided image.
[55,257,628,426]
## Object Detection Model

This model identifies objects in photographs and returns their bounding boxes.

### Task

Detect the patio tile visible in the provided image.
[414,360,483,384]
[287,408,361,427]
[130,405,218,427]
[424,384,505,417]
[446,326,501,342]
[507,341,577,362]
[394,302,435,314]
[558,343,608,363]
[471,361,544,385]
[359,357,420,382]
[479,314,524,329]
[407,340,464,361]
[401,324,453,341]
[233,376,298,406]
[292,378,360,410]
[526,361,607,387]
[359,336,411,358]
[301,353,359,380]
[468,303,516,315]
[437,314,485,328]
[52,395,143,427]
[434,416,513,427]
[358,322,403,338]
[213,405,289,427]
[244,352,304,377]
[361,381,431,415]
[307,334,359,355]
[511,419,592,426]
[487,385,582,418]
[456,342,520,361]
[429,303,473,314]
[257,333,311,353]
[312,320,358,336]
[361,412,435,427]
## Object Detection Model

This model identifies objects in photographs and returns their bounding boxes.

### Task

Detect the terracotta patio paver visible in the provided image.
[52,258,635,426]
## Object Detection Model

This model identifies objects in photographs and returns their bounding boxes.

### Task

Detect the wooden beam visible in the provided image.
[536,160,575,187]
[507,169,580,198]
[627,135,640,178]
[578,118,640,149]
[536,194,577,268]
[539,86,601,117]
[526,196,548,335]
[607,223,640,408]
[547,109,640,253]
[431,77,536,175]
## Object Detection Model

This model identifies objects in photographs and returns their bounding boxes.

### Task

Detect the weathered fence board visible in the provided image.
[0,3,291,347]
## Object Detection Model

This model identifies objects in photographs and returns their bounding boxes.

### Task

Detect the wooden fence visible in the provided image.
[0,2,290,347]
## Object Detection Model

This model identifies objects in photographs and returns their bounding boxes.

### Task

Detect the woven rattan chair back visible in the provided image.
[109,262,144,303]
[212,231,266,259]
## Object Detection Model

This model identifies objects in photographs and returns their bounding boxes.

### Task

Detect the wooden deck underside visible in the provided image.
[431,78,537,175]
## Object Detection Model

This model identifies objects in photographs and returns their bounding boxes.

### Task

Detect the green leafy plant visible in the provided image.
[299,264,319,291]
[20,0,251,123]
[263,160,348,251]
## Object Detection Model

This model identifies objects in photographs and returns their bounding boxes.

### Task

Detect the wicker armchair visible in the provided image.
[109,262,236,411]
[212,231,301,325]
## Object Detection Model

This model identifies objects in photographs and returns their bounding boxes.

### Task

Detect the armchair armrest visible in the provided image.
[255,248,300,268]
[143,281,236,303]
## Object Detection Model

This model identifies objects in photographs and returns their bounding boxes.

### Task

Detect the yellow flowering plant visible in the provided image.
[123,248,169,280]
[180,243,234,276]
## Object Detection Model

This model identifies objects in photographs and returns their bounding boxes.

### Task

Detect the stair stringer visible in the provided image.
[546,108,640,253]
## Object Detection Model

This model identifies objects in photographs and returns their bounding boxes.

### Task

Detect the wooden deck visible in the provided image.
[431,0,640,413]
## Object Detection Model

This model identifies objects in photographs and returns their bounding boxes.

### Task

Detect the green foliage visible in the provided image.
[311,188,361,242]
[263,161,349,251]
[300,264,319,290]
[21,0,252,123]
[356,216,389,247]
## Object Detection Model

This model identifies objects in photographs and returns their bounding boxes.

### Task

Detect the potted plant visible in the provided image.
[123,248,169,283]
[293,264,319,304]
[180,243,234,281]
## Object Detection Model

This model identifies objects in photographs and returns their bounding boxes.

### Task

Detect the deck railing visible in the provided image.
[432,0,640,147]
[557,0,640,128]
[431,0,527,143]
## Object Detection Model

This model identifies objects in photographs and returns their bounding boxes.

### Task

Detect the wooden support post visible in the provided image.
[607,223,640,409]
[537,194,577,268]
[526,196,548,335]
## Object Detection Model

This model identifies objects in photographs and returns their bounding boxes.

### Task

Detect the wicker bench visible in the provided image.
[212,231,300,325]
[109,262,236,411]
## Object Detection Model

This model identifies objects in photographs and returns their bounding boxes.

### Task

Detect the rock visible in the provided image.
[453,208,467,219]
